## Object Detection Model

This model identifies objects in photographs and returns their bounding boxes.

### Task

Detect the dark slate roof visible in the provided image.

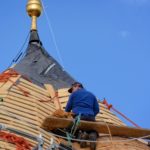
[14,30,75,89]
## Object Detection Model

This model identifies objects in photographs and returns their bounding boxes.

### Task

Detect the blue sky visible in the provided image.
[0,0,150,128]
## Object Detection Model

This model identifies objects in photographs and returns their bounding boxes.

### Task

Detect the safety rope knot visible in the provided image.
[102,99,113,110]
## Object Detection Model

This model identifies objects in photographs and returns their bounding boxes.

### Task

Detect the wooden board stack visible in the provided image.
[0,70,149,150]
[0,72,59,149]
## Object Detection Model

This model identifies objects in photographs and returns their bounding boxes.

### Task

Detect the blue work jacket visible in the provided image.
[65,89,100,117]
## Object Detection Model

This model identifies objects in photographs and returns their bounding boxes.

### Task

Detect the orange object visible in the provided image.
[0,69,30,97]
[0,131,32,150]
[102,99,113,110]
[102,99,140,128]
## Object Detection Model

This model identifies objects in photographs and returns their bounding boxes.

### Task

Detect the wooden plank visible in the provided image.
[10,87,50,104]
[37,107,53,118]
[10,87,37,99]
[97,113,125,125]
[0,82,6,88]
[99,102,108,108]
[0,94,8,98]
[58,88,69,93]
[0,119,39,135]
[100,104,123,120]
[57,88,70,97]
[36,100,56,111]
[96,118,119,125]
[16,84,51,101]
[0,141,16,149]
[37,103,55,116]
[19,78,48,95]
[44,84,61,109]
[2,102,37,116]
[100,108,125,125]
[1,104,37,120]
[0,113,37,129]
[4,97,37,111]
[1,122,38,137]
[100,110,120,121]
[42,116,150,139]
[97,117,125,126]
[0,108,38,126]
[59,97,68,103]
[19,81,49,96]
[0,75,21,91]
[18,82,50,99]
[8,91,37,105]
[100,107,115,116]
[0,90,9,95]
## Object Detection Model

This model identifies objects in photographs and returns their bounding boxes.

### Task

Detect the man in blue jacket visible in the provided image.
[65,82,100,150]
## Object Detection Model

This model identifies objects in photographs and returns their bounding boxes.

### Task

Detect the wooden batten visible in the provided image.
[1,75,148,150]
[42,116,150,140]
[0,141,16,150]
[0,76,59,149]
[0,71,21,92]
[44,84,62,109]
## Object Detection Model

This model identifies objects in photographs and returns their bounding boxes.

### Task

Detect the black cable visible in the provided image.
[7,31,30,68]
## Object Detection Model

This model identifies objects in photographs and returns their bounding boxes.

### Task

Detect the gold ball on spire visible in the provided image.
[26,0,42,30]
[26,0,42,18]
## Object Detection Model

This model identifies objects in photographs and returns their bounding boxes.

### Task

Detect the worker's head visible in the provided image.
[68,82,84,93]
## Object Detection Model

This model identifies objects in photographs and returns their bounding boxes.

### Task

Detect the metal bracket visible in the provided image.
[37,134,44,150]
[46,138,59,150]
[0,124,6,130]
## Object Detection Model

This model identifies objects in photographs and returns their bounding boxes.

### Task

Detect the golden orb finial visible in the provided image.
[26,0,42,30]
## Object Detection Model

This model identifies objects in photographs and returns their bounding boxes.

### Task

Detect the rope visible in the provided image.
[103,120,117,150]
[66,132,72,147]
[70,114,81,136]
[41,0,65,70]
[102,99,141,128]
[102,119,113,144]
[8,32,30,68]
[47,131,150,144]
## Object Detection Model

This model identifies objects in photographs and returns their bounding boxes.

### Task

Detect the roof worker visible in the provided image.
[65,82,100,150]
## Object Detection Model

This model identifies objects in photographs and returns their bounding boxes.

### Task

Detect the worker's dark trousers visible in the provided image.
[79,115,95,121]
[74,115,98,136]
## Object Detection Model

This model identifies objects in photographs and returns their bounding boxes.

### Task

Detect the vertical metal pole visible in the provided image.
[37,134,44,150]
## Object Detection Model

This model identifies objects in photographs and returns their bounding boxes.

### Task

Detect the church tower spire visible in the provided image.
[26,0,42,30]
